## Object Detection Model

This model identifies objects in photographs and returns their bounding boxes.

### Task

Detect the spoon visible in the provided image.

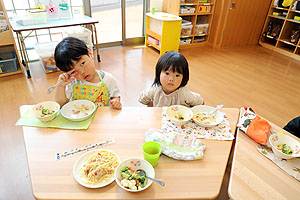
[137,169,165,186]
[209,104,224,115]
[46,79,63,95]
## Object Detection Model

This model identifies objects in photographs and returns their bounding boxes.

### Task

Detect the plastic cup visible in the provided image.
[143,141,162,167]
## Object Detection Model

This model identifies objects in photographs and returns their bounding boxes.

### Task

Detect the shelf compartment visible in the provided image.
[278,39,297,46]
[146,29,161,41]
[146,40,160,51]
[269,15,286,20]
[271,6,289,11]
[277,41,296,53]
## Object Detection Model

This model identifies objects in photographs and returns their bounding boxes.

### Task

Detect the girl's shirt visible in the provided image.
[138,85,203,107]
[65,71,121,104]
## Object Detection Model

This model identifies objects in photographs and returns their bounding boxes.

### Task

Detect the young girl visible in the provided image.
[138,51,204,107]
[54,37,122,110]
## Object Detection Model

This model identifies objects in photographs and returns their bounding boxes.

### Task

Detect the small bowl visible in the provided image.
[269,133,300,159]
[115,158,155,192]
[61,100,96,121]
[191,105,224,127]
[166,105,193,126]
[31,101,60,122]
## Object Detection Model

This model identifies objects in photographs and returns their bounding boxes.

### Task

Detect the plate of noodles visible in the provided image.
[73,149,121,188]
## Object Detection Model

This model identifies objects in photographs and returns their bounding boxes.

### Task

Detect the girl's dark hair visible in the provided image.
[54,37,89,72]
[153,51,189,88]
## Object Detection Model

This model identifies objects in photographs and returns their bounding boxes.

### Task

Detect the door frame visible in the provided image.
[84,0,148,47]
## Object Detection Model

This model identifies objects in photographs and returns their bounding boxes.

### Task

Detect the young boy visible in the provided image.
[54,37,122,109]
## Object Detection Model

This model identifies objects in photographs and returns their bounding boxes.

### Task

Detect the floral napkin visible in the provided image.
[145,128,206,160]
[257,143,300,182]
[161,107,235,140]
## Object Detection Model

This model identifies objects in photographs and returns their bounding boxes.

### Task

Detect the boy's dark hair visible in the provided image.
[153,51,189,88]
[54,37,89,72]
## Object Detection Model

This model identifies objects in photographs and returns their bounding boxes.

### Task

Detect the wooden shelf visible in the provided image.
[0,0,24,77]
[269,15,286,20]
[179,13,197,16]
[0,69,22,77]
[163,0,215,48]
[279,39,297,46]
[286,19,300,24]
[146,40,160,51]
[145,29,161,41]
[271,6,289,11]
[0,31,14,46]
[260,0,300,61]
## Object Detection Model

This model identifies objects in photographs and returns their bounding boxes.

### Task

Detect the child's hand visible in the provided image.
[58,69,78,87]
[110,97,122,110]
[147,101,153,107]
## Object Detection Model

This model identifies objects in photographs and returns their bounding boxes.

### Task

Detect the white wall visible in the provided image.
[150,0,162,11]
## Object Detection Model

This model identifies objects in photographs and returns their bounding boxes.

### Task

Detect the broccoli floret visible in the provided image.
[122,166,129,172]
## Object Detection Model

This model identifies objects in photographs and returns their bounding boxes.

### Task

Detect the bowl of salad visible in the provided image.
[115,158,155,192]
[166,105,193,126]
[31,101,60,122]
[191,105,224,127]
[269,133,300,159]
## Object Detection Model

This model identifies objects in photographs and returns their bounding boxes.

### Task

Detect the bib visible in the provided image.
[72,71,110,107]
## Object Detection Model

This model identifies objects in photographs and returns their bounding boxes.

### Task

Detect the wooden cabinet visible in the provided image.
[0,0,23,77]
[162,0,215,48]
[145,12,182,55]
[259,0,300,61]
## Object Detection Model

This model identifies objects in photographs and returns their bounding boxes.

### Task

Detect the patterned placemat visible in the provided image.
[161,107,234,140]
[257,144,300,181]
[16,105,96,130]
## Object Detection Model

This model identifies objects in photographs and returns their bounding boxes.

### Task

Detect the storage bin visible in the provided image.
[0,52,18,74]
[195,23,209,34]
[63,27,93,49]
[198,5,211,13]
[180,6,196,14]
[194,36,206,43]
[34,42,60,73]
[180,38,191,45]
[181,24,193,36]
[27,9,47,25]
[148,36,160,46]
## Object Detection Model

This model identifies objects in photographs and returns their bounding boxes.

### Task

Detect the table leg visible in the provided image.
[16,32,31,78]
[92,24,101,62]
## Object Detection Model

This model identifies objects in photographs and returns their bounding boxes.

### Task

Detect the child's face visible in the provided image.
[160,68,183,95]
[71,54,98,83]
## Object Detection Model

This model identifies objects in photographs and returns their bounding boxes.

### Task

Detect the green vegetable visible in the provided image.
[277,144,293,155]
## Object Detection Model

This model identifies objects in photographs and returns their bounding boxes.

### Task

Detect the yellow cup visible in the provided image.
[143,141,162,167]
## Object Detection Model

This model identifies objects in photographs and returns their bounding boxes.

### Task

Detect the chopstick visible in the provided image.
[56,138,115,160]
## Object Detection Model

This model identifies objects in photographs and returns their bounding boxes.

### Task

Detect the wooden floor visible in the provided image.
[1,45,300,200]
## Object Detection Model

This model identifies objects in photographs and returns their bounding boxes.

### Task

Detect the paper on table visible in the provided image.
[16,105,96,130]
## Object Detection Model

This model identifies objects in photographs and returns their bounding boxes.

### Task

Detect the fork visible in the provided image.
[46,79,64,94]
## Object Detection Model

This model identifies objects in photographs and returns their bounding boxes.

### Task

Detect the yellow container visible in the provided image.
[27,9,47,24]
[273,12,280,16]
[294,16,300,21]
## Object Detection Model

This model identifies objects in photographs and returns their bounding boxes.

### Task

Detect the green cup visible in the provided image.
[143,141,162,167]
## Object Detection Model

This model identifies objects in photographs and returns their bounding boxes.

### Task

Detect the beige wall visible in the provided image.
[150,0,162,11]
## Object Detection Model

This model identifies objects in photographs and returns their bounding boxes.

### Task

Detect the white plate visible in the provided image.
[61,100,96,121]
[73,149,121,188]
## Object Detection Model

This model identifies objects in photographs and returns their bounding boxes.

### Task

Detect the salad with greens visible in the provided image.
[120,166,147,190]
[41,108,55,117]
[277,144,293,155]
